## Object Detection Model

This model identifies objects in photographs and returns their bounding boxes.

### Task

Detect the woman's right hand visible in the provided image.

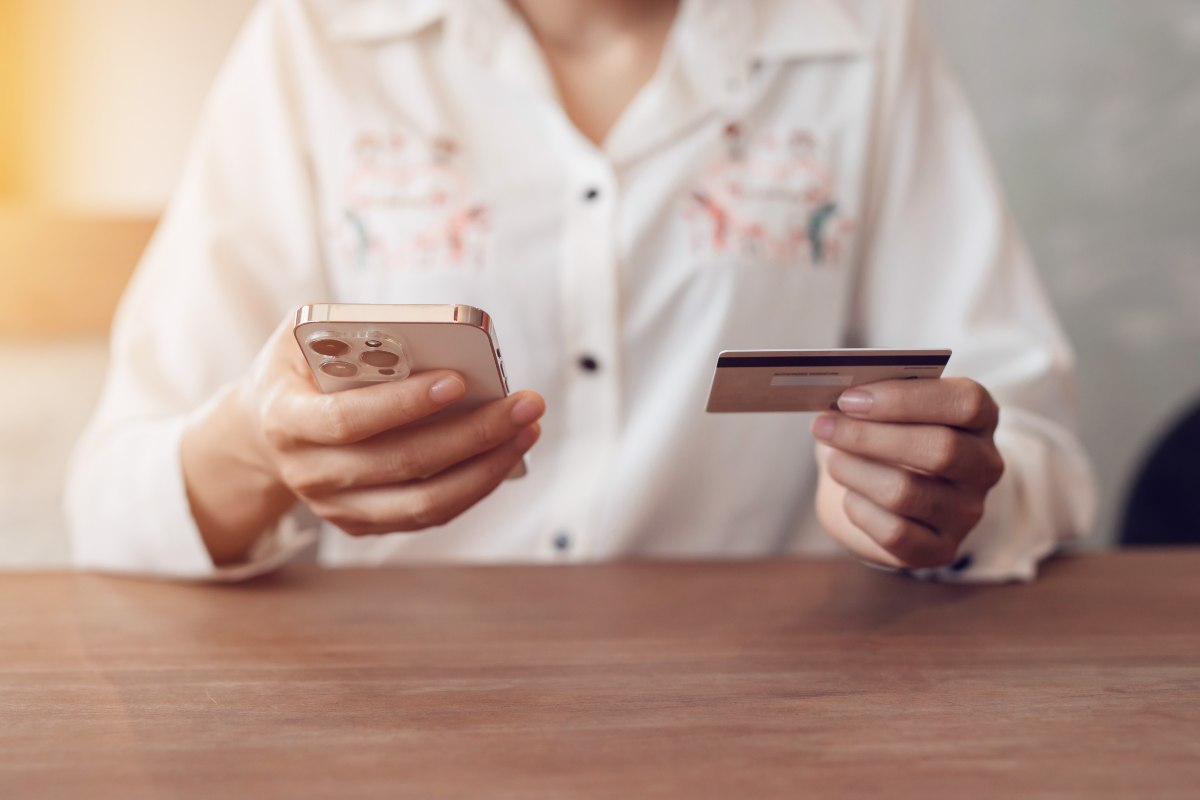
[181,316,544,565]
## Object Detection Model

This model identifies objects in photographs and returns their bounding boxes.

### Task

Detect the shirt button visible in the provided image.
[582,187,601,202]
[578,355,600,373]
[553,532,572,552]
[949,553,974,573]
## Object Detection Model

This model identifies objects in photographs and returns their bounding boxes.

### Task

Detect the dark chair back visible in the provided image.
[1120,400,1200,546]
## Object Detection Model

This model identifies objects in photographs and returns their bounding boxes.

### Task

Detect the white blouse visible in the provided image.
[65,0,1096,581]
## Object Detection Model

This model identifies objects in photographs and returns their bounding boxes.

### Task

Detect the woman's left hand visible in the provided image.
[811,377,1005,569]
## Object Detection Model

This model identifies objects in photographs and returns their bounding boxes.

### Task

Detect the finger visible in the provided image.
[282,391,545,493]
[311,424,540,536]
[268,368,482,447]
[812,413,1004,487]
[825,449,986,536]
[842,490,961,569]
[836,377,999,433]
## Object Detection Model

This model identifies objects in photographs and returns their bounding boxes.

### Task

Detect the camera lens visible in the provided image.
[360,350,401,368]
[379,369,396,376]
[309,337,350,357]
[320,360,358,378]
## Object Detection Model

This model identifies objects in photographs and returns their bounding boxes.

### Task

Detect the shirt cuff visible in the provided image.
[70,401,317,581]
[908,411,1096,584]
[161,404,318,582]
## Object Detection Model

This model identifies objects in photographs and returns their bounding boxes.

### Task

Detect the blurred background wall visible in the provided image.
[924,0,1200,548]
[1,0,1197,566]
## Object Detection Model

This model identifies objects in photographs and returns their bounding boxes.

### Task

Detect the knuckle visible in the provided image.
[405,487,447,530]
[880,515,913,551]
[933,539,961,568]
[318,395,355,444]
[288,457,353,496]
[957,382,987,425]
[897,534,952,569]
[348,522,384,538]
[488,449,521,485]
[927,429,962,474]
[316,506,369,537]
[841,491,863,525]
[393,382,426,422]
[278,460,317,495]
[838,418,869,451]
[260,422,292,452]
[984,449,1006,487]
[336,520,370,537]
[824,449,855,485]
[887,472,923,516]
[470,413,502,452]
[963,381,999,429]
[383,445,423,481]
[259,403,294,451]
[911,540,959,569]
[358,501,410,535]
[962,499,986,530]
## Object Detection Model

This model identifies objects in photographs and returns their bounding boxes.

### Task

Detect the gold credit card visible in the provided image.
[705,348,952,413]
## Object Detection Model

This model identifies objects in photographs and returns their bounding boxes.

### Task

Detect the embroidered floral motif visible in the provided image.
[685,122,855,267]
[328,129,489,270]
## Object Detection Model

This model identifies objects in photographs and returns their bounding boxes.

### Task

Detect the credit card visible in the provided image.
[705,348,952,413]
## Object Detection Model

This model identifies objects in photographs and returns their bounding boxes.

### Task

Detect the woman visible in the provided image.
[66,0,1095,581]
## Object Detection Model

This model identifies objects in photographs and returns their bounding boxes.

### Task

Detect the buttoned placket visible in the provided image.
[508,10,750,562]
[444,0,770,561]
[539,10,759,562]
[546,144,621,561]
[451,3,626,561]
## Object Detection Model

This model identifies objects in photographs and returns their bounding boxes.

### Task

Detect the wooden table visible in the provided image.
[2,551,1198,798]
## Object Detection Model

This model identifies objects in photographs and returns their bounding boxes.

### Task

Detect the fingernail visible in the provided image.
[812,414,836,442]
[837,389,873,415]
[430,376,466,404]
[510,395,545,427]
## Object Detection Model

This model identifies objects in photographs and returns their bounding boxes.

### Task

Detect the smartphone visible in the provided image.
[293,302,526,476]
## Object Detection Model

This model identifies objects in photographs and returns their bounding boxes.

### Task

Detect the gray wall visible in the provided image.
[924,0,1200,546]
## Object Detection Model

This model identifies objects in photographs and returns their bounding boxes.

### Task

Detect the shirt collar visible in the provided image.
[749,0,871,61]
[324,0,870,59]
[323,0,450,43]
[678,0,870,68]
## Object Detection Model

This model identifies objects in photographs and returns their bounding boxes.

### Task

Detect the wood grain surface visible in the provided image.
[1,551,1198,799]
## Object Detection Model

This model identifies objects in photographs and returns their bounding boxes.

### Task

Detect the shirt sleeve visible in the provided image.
[64,0,325,580]
[846,0,1097,582]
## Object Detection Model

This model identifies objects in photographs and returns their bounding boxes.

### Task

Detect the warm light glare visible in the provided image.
[3,0,253,214]
[0,0,252,337]
[0,2,30,199]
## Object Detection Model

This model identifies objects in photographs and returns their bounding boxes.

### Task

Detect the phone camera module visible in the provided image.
[309,336,350,357]
[360,350,400,368]
[320,360,359,378]
[362,339,411,380]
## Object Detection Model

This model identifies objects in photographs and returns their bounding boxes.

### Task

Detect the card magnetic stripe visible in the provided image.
[716,354,951,369]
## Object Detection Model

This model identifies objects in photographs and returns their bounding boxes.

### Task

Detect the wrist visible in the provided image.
[181,385,295,565]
